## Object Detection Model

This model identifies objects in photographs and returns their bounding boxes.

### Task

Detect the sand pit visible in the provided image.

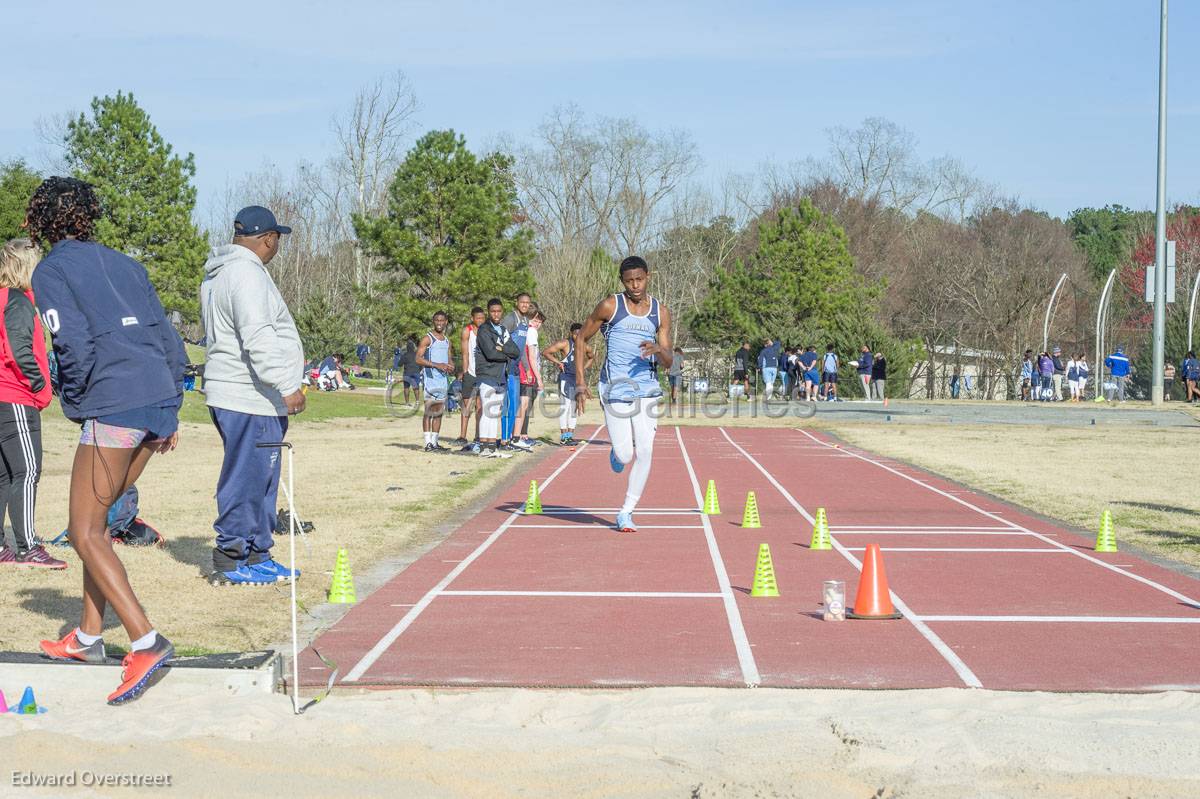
[1,682,1197,798]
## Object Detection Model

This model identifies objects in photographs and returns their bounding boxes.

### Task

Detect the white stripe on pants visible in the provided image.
[478,382,504,440]
[602,394,659,515]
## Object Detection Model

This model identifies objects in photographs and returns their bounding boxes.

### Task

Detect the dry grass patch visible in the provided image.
[2,406,560,655]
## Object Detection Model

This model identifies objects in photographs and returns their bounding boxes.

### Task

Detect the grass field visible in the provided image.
[1,389,1195,657]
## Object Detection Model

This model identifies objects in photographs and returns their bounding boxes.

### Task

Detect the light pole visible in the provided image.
[1043,273,1068,353]
[1096,268,1118,398]
[1189,270,1200,352]
[1151,0,1169,406]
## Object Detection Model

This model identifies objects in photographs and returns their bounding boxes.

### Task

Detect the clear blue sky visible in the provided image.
[2,0,1197,220]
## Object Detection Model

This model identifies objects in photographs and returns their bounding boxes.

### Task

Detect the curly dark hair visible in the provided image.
[25,176,102,246]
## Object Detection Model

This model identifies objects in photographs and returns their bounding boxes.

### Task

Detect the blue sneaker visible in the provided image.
[610,448,625,473]
[249,559,299,582]
[615,512,637,533]
[212,563,273,586]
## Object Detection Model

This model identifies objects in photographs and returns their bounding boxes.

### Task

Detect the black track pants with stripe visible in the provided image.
[0,402,42,553]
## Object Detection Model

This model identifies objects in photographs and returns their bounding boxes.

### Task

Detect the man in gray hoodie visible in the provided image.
[201,206,306,584]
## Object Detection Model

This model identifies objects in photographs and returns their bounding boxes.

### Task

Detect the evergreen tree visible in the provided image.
[65,92,207,318]
[688,199,920,395]
[354,130,534,347]
[0,160,42,242]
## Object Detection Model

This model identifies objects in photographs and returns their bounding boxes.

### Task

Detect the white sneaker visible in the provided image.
[480,448,512,459]
[511,439,533,451]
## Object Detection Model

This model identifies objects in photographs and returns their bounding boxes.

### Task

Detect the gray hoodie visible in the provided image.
[200,244,304,416]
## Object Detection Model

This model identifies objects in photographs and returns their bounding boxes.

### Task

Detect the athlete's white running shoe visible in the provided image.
[615,511,637,533]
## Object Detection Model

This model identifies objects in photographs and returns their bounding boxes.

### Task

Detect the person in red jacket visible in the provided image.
[0,238,63,569]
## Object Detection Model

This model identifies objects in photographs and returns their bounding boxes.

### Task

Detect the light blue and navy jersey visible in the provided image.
[423,331,450,386]
[600,293,662,402]
[561,339,577,385]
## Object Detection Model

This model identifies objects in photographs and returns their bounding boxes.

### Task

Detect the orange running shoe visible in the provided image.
[107,635,174,705]
[39,629,108,664]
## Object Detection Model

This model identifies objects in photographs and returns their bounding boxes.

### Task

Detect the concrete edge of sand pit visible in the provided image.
[0,650,282,697]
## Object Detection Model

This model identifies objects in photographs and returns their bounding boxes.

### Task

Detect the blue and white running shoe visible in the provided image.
[249,559,300,582]
[609,448,625,473]
[212,563,273,586]
[615,511,637,533]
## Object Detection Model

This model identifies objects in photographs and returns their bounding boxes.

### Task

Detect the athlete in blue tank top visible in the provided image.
[544,322,593,446]
[575,256,673,533]
[415,310,455,452]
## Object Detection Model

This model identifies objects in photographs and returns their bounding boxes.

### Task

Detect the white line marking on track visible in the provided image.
[921,615,1200,623]
[717,427,983,689]
[675,426,761,687]
[796,429,1200,611]
[833,525,1012,531]
[533,509,702,516]
[844,547,1065,553]
[343,425,607,683]
[440,590,724,598]
[537,507,699,512]
[509,524,705,529]
[832,530,1040,537]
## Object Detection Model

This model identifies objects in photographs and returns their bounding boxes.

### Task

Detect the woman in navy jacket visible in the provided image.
[27,177,186,706]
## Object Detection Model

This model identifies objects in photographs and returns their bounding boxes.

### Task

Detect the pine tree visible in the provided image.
[65,92,207,319]
[688,199,920,395]
[354,130,535,345]
[0,160,42,242]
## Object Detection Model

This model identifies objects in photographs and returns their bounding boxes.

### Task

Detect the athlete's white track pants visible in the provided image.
[602,395,659,514]
[558,381,577,430]
[479,382,504,439]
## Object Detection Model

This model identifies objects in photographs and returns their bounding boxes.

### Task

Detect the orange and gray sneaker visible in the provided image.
[107,635,174,705]
[39,629,108,664]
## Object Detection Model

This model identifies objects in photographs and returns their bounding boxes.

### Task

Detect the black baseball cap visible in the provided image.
[234,206,292,237]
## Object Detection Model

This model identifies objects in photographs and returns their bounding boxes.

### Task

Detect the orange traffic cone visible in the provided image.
[847,543,902,620]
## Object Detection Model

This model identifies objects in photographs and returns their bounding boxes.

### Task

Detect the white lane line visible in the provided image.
[343,425,606,682]
[836,524,1010,530]
[844,547,1065,553]
[538,507,700,512]
[674,426,761,687]
[832,530,1040,537]
[534,509,702,516]
[921,615,1200,624]
[796,429,1200,611]
[508,524,704,529]
[717,427,983,689]
[440,590,724,598]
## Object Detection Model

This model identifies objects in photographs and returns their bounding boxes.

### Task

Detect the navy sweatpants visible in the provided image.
[210,408,288,570]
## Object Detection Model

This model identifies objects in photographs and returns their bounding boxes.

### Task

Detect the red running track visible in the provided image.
[301,425,1200,692]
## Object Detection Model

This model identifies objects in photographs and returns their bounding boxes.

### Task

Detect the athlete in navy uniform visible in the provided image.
[575,256,673,533]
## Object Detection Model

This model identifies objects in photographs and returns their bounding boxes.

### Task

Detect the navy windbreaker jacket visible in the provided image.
[31,240,186,422]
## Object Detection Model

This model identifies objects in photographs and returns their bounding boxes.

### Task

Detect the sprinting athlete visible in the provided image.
[576,256,673,533]
[458,307,485,451]
[544,322,593,446]
[415,311,454,452]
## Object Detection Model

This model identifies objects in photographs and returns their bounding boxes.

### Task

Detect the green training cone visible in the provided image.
[1095,509,1117,553]
[750,543,779,597]
[524,480,543,514]
[703,480,721,515]
[810,507,832,550]
[741,492,761,528]
[328,547,357,604]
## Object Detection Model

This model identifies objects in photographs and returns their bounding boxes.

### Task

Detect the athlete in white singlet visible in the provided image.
[576,256,673,532]
[415,310,454,452]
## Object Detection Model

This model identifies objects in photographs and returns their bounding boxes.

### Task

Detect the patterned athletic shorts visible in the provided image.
[79,420,150,449]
